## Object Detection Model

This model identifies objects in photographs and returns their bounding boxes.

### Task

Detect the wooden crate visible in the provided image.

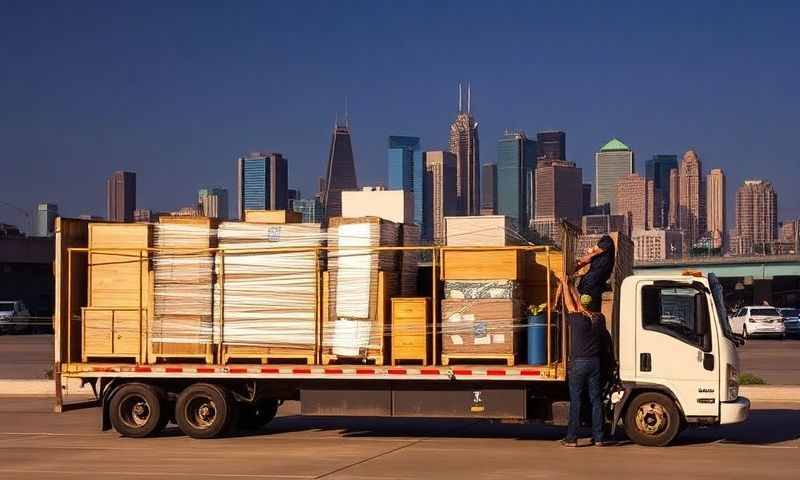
[441,249,527,281]
[88,223,150,308]
[440,298,522,365]
[244,210,303,224]
[81,307,144,362]
[391,297,430,365]
[221,345,314,364]
[444,215,519,246]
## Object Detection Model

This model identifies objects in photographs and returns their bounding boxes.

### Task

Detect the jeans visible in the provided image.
[566,356,604,443]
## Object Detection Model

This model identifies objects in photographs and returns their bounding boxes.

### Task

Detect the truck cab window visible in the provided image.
[642,285,704,348]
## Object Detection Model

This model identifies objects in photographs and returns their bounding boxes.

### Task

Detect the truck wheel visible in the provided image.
[109,383,167,438]
[175,383,233,439]
[238,399,279,430]
[623,392,681,447]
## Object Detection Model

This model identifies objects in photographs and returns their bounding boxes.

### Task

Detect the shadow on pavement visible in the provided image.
[673,408,800,446]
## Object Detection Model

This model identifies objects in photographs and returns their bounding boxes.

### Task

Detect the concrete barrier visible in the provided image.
[739,385,800,403]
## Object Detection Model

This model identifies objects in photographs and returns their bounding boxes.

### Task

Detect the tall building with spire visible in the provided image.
[448,83,480,215]
[706,168,726,250]
[677,149,705,245]
[322,116,358,223]
[594,138,633,212]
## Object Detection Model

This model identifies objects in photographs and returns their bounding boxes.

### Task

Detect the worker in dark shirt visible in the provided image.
[576,234,615,312]
[559,273,611,447]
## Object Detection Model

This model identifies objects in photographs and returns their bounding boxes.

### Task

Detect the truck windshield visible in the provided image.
[708,273,735,341]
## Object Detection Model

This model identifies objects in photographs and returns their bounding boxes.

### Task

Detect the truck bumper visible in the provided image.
[720,396,750,424]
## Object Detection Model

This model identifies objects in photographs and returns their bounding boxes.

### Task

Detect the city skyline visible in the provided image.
[1,3,799,229]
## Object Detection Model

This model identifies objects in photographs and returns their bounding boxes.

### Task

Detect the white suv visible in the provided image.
[0,301,31,335]
[729,306,786,339]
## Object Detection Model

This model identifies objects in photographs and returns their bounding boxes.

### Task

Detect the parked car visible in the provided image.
[779,308,800,338]
[729,306,785,339]
[0,301,32,335]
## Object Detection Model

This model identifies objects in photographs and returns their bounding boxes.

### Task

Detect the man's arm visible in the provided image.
[576,245,605,269]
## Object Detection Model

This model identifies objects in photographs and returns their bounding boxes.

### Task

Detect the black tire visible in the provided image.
[237,399,279,430]
[623,392,682,447]
[175,383,233,439]
[109,383,167,438]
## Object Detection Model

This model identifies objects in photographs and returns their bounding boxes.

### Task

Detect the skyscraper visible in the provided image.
[736,180,778,255]
[594,138,633,212]
[480,163,497,215]
[107,171,136,222]
[198,187,229,220]
[668,168,679,228]
[291,197,323,224]
[536,131,566,163]
[706,169,726,250]
[34,203,58,237]
[645,154,678,227]
[677,149,705,245]
[496,131,536,235]
[323,120,358,223]
[535,160,582,225]
[387,136,423,226]
[448,83,480,215]
[236,152,288,219]
[582,184,592,216]
[423,151,458,243]
[613,173,653,233]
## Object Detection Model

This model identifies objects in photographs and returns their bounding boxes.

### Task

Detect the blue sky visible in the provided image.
[1,1,798,228]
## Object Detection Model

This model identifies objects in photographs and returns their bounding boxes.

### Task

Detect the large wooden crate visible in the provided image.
[441,249,528,281]
[391,297,430,365]
[244,210,303,224]
[82,307,143,362]
[440,298,522,366]
[444,215,520,246]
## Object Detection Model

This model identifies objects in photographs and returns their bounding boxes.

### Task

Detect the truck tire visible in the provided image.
[109,383,167,438]
[237,399,279,430]
[623,392,681,447]
[175,383,233,439]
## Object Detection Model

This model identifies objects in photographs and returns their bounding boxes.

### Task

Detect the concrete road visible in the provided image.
[0,398,797,479]
[738,338,800,384]
[0,334,52,379]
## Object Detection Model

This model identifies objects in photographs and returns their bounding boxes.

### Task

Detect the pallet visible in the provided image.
[322,352,384,366]
[440,353,516,367]
[222,345,315,365]
[391,357,425,366]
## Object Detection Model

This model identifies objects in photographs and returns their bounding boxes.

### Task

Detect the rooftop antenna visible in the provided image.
[467,82,471,113]
[458,82,462,113]
[344,96,349,128]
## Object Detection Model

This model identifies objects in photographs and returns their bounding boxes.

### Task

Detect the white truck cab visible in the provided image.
[614,272,750,446]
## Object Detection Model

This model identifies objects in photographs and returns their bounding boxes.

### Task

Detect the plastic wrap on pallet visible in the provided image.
[323,217,400,358]
[441,298,522,355]
[214,222,323,348]
[151,223,216,345]
[443,280,520,300]
[400,224,421,296]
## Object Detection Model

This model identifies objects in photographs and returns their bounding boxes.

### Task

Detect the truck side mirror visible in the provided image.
[695,294,712,351]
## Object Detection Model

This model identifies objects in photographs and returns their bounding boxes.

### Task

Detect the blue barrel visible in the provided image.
[527,314,556,365]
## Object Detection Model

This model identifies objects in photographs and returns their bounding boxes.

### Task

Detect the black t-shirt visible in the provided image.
[578,235,615,295]
[568,312,605,359]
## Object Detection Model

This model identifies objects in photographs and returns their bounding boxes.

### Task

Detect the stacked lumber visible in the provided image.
[322,216,400,364]
[151,217,217,362]
[445,215,522,246]
[215,221,324,363]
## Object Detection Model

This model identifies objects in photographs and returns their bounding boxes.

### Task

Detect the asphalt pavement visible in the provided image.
[0,397,797,479]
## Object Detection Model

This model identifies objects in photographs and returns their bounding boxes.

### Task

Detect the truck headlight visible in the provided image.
[727,364,739,400]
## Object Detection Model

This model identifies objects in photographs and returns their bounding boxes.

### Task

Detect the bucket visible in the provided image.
[527,313,556,365]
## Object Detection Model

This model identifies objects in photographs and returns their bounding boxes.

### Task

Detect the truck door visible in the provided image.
[636,281,719,417]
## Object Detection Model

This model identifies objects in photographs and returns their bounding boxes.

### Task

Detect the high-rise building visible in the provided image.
[535,160,582,225]
[387,136,423,226]
[677,149,706,244]
[613,173,653,233]
[448,83,480,215]
[668,168,679,228]
[633,229,684,261]
[496,131,536,235]
[106,171,136,222]
[423,151,458,243]
[291,197,323,224]
[581,214,628,236]
[536,131,566,164]
[480,163,497,215]
[236,152,288,219]
[323,120,358,223]
[645,154,678,227]
[706,169,726,250]
[34,203,58,237]
[288,189,300,202]
[133,208,155,223]
[735,180,778,255]
[594,138,633,212]
[198,187,229,220]
[582,184,592,216]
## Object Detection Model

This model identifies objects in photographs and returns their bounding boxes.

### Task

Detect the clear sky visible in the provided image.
[1,1,798,230]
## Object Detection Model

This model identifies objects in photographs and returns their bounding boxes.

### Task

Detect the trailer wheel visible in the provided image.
[238,399,279,430]
[623,392,681,447]
[175,383,233,439]
[109,383,167,438]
